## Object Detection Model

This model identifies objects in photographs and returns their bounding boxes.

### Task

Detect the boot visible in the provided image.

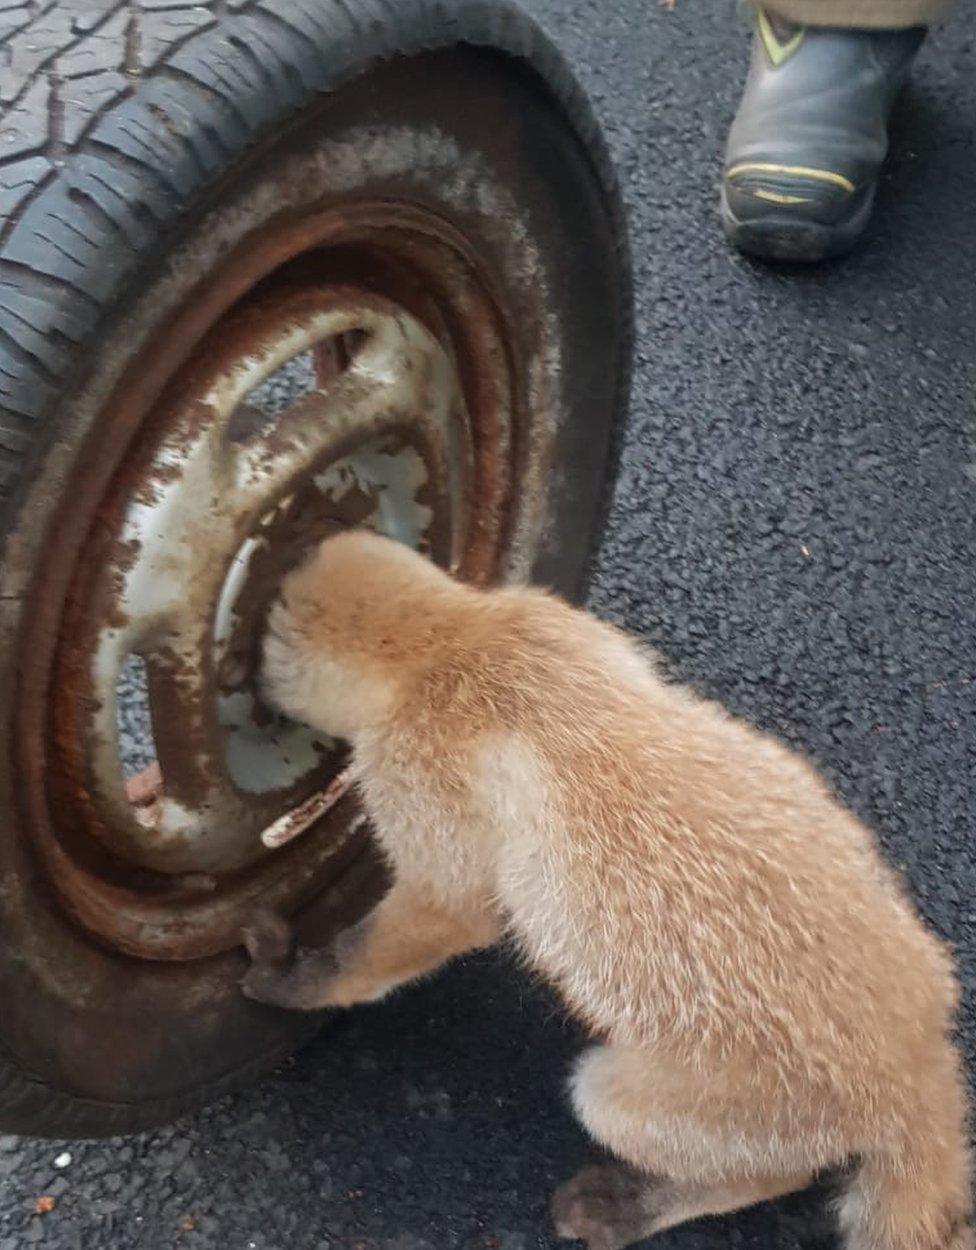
[722,11,925,261]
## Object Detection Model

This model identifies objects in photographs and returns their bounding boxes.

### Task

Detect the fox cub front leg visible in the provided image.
[242,881,501,1010]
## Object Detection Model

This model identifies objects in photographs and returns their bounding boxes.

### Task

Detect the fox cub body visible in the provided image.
[243,531,972,1250]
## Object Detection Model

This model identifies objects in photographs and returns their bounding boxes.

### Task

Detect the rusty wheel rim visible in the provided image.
[22,205,519,961]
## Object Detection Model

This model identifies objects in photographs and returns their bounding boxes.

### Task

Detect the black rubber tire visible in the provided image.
[0,0,632,1137]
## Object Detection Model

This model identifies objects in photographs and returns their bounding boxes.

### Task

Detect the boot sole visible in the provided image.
[720,183,876,263]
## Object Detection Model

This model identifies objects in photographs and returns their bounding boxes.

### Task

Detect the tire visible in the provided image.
[0,0,632,1137]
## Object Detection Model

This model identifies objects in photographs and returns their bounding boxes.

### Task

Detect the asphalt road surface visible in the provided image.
[3,1,976,1247]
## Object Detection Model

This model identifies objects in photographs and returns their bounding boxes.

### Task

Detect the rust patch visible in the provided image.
[143,643,215,816]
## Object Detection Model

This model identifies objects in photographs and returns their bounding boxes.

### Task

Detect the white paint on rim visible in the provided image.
[87,297,470,870]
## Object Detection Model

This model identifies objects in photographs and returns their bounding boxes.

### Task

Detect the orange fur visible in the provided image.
[248,530,972,1250]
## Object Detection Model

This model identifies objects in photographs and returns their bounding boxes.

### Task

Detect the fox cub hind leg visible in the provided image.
[551,1163,811,1250]
[554,1042,972,1250]
[552,1043,814,1249]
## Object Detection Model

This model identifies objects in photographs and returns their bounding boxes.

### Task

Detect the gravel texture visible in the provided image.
[3,0,975,1247]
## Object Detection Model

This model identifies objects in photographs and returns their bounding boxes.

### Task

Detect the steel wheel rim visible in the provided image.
[22,205,521,961]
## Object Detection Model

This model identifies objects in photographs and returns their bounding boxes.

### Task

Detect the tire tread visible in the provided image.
[0,0,624,430]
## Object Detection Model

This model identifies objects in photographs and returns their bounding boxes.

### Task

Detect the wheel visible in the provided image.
[0,0,631,1136]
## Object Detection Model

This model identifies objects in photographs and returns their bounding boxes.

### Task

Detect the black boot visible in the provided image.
[722,11,925,262]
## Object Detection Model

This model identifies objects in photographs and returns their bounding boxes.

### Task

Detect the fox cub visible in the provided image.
[243,530,972,1250]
